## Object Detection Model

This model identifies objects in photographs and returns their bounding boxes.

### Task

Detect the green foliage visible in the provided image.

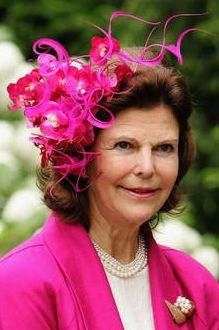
[0,215,46,256]
[0,0,122,57]
[183,123,219,234]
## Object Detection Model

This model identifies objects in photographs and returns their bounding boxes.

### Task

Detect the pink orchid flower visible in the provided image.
[89,36,120,64]
[39,102,77,141]
[7,69,44,110]
[65,65,93,98]
[114,64,133,83]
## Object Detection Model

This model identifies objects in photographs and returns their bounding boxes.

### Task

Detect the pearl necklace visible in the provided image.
[92,236,148,278]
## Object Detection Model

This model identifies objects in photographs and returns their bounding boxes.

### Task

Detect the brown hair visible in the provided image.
[37,56,196,230]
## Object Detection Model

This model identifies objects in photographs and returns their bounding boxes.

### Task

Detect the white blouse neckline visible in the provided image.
[105,266,155,330]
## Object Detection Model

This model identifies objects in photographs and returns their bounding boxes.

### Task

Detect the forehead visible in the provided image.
[96,105,179,143]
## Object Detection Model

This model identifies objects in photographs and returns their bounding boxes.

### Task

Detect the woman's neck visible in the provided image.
[89,217,140,264]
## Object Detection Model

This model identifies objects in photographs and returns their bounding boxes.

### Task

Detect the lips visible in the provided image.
[121,186,159,199]
[128,188,156,193]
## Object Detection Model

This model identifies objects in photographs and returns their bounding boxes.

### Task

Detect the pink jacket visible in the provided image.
[0,213,218,329]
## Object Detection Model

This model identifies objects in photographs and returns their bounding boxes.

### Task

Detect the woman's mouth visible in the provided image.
[121,186,158,199]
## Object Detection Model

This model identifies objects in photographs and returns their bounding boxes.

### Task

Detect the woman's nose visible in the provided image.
[133,150,155,178]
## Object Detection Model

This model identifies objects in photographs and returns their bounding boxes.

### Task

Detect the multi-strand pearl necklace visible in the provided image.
[92,235,148,278]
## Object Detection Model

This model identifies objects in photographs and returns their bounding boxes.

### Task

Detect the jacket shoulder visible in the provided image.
[160,244,219,287]
[0,232,78,329]
[0,231,60,287]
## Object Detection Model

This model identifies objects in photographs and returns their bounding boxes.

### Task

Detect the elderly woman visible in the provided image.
[0,12,218,330]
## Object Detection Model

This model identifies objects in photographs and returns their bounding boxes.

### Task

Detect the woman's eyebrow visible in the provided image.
[156,138,179,144]
[108,136,137,143]
[108,137,179,143]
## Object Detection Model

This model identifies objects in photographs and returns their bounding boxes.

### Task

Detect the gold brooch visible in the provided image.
[165,296,195,325]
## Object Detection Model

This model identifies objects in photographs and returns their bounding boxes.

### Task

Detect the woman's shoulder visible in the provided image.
[0,227,78,328]
[0,229,59,287]
[159,244,211,272]
[159,244,219,286]
[1,229,44,261]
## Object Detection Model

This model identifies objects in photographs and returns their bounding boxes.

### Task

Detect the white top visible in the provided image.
[105,267,155,330]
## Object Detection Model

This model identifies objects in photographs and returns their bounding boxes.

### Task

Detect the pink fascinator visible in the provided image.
[7,12,201,191]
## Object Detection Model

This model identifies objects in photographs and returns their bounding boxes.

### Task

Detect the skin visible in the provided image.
[88,105,179,264]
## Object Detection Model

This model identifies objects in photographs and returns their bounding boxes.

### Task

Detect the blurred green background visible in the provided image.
[0,0,218,265]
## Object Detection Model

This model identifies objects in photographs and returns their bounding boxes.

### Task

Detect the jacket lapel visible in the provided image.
[147,230,206,330]
[42,214,124,330]
[148,230,183,329]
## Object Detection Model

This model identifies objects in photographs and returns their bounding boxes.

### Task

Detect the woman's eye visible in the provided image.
[114,141,132,150]
[157,144,174,153]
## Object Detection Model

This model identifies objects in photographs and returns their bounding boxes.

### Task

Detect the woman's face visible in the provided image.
[88,105,179,229]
